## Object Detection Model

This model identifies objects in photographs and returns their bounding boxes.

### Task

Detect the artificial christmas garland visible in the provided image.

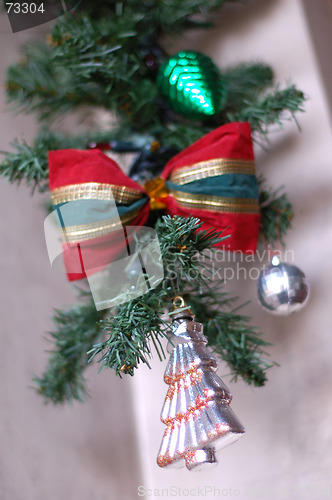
[1,1,308,465]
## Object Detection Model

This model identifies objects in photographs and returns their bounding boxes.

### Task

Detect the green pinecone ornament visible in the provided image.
[157,51,227,120]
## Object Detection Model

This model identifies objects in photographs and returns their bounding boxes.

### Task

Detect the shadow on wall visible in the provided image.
[300,0,332,123]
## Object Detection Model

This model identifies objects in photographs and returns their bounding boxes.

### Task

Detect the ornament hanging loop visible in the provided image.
[169,296,194,320]
[172,296,186,309]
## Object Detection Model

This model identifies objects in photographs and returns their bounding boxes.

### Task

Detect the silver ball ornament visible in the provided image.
[257,257,310,315]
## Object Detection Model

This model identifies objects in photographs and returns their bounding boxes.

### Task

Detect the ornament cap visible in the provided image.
[169,296,195,322]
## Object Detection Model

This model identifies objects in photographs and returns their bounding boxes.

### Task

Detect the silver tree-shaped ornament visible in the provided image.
[157,297,245,471]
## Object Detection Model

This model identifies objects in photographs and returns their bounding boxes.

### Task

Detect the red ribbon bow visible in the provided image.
[49,122,260,281]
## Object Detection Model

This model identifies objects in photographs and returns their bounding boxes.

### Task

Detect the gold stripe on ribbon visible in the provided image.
[169,158,255,185]
[51,182,143,205]
[169,189,260,214]
[60,208,141,243]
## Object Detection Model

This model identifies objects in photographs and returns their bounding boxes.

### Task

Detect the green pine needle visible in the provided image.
[88,216,274,387]
[34,299,104,404]
[259,181,293,246]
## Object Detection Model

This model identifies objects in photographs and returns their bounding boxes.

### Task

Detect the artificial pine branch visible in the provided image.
[89,216,275,386]
[88,216,225,374]
[0,138,49,192]
[34,298,104,404]
[63,0,239,35]
[226,85,306,136]
[88,294,169,376]
[222,62,274,107]
[154,122,205,150]
[8,1,237,121]
[259,183,293,246]
[0,129,113,192]
[4,5,305,135]
[34,217,275,404]
[5,43,85,120]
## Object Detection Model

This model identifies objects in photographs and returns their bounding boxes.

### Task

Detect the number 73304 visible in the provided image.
[6,3,45,14]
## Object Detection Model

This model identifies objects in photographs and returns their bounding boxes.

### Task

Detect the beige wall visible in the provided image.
[1,0,332,499]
